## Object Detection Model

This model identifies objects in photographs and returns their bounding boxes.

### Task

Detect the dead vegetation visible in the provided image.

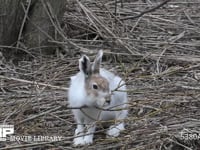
[0,0,200,149]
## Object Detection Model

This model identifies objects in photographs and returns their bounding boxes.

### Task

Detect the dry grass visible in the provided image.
[1,0,200,149]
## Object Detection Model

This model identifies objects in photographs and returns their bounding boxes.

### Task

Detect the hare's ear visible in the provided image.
[79,55,91,77]
[92,50,103,74]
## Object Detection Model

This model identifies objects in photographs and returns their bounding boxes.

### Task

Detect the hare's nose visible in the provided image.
[105,95,111,104]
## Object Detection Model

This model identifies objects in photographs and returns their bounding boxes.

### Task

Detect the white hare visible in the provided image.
[68,50,128,146]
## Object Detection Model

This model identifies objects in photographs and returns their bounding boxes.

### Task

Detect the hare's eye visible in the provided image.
[92,84,98,90]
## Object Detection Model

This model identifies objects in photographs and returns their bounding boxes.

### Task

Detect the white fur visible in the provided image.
[68,55,128,146]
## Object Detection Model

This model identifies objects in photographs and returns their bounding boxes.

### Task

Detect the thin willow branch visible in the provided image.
[121,0,172,20]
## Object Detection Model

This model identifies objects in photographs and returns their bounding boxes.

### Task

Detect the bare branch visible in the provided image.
[121,0,172,20]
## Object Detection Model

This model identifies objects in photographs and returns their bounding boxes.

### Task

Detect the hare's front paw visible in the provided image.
[73,137,85,146]
[107,127,120,137]
[73,135,93,146]
[73,127,85,146]
[84,135,93,145]
[107,124,125,137]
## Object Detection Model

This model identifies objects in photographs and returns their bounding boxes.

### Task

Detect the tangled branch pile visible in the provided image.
[1,0,200,149]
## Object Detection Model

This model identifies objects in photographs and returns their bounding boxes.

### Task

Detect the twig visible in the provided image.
[0,45,35,58]
[16,104,129,125]
[42,0,94,55]
[16,106,62,125]
[167,138,193,150]
[16,0,32,48]
[156,31,185,73]
[76,0,139,55]
[0,75,68,90]
[121,0,172,20]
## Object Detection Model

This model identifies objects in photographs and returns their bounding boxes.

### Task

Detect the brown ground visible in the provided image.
[1,0,200,149]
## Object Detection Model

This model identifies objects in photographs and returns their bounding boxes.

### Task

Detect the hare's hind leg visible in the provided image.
[107,91,128,137]
[106,109,127,137]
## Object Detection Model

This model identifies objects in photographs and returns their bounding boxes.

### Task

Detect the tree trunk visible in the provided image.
[23,0,67,54]
[0,0,25,45]
[0,0,67,56]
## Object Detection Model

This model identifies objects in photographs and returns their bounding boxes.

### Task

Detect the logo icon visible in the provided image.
[0,125,14,141]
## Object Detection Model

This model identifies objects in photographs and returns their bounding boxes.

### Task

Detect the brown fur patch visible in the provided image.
[91,75,109,92]
[85,74,109,96]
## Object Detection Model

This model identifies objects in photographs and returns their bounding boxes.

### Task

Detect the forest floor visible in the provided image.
[1,0,200,149]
